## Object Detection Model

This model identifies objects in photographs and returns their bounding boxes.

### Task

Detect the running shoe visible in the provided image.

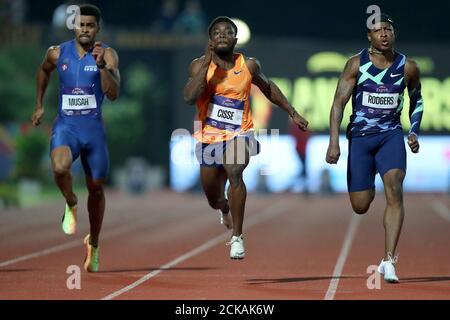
[83,234,99,273]
[227,234,245,259]
[62,203,77,235]
[377,254,399,283]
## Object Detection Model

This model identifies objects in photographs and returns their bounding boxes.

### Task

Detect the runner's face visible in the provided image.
[74,15,99,46]
[368,22,395,52]
[209,21,237,55]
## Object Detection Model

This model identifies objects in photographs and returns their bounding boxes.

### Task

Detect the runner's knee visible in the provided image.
[52,161,71,176]
[87,179,105,197]
[207,198,225,210]
[385,184,403,206]
[227,167,244,187]
[88,186,104,198]
[352,202,370,215]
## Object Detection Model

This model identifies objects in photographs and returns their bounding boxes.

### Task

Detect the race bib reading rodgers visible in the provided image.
[362,91,399,109]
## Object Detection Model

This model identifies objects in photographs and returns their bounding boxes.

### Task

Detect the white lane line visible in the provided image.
[101,200,292,300]
[0,218,154,268]
[0,201,208,268]
[324,214,361,300]
[0,241,80,268]
[431,199,450,222]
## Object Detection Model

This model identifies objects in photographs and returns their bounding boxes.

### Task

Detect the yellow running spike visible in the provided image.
[62,204,77,235]
[83,234,99,273]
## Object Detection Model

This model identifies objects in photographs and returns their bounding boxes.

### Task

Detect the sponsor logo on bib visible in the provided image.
[72,87,85,95]
[376,85,389,93]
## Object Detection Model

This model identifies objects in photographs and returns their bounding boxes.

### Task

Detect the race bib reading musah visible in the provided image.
[62,94,97,110]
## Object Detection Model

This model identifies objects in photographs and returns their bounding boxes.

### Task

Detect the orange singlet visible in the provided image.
[193,53,254,144]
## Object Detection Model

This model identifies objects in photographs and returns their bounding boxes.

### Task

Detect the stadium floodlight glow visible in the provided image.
[231,18,251,46]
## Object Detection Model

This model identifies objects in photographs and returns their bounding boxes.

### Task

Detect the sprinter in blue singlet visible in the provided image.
[31,4,120,272]
[326,13,423,283]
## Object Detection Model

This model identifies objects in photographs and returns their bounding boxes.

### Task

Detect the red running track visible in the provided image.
[0,191,449,300]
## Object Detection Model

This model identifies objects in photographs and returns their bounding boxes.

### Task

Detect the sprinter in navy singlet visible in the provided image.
[326,14,423,283]
[31,4,120,272]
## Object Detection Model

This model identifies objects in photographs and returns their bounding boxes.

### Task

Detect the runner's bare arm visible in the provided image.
[184,58,211,105]
[184,41,215,105]
[96,45,120,101]
[33,46,59,126]
[326,55,359,164]
[246,57,308,131]
[404,59,423,153]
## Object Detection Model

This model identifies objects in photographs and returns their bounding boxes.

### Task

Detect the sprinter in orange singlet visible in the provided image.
[184,16,308,259]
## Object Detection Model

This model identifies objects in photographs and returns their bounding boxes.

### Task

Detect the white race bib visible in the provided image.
[62,94,97,110]
[207,103,243,127]
[362,92,398,109]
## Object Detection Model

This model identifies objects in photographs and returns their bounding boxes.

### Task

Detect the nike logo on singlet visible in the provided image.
[390,73,402,78]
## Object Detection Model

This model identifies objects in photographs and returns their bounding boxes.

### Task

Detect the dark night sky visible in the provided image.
[25,0,450,43]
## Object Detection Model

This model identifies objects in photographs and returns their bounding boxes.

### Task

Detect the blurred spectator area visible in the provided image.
[14,0,450,43]
[1,0,449,195]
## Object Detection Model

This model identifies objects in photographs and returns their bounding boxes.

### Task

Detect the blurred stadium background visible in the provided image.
[1,0,449,208]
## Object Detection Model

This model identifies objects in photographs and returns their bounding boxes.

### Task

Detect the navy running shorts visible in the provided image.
[347,128,406,192]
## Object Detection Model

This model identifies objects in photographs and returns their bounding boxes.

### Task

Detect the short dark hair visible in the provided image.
[79,4,102,23]
[208,16,238,37]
